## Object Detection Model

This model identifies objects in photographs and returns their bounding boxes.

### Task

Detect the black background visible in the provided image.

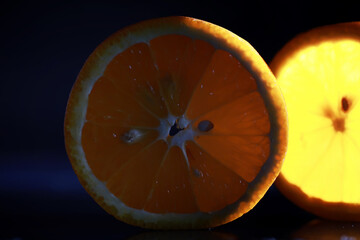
[1,0,360,239]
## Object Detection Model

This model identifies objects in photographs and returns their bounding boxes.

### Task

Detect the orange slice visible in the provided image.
[271,22,360,221]
[64,16,288,229]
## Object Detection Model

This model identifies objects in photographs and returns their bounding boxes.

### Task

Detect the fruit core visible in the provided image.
[333,97,350,132]
[323,97,351,132]
[169,120,185,136]
[332,117,345,132]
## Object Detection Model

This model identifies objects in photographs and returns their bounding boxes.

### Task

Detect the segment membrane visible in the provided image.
[186,49,258,119]
[103,42,168,119]
[195,135,270,182]
[106,140,168,209]
[150,35,215,116]
[143,146,198,213]
[82,122,158,181]
[186,141,248,212]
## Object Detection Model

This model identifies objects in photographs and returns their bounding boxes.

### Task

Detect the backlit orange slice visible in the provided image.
[64,16,288,229]
[271,22,360,221]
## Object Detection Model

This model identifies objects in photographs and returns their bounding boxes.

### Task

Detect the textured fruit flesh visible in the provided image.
[81,34,270,213]
[275,39,360,203]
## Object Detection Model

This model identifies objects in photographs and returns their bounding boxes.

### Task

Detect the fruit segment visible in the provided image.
[106,140,168,209]
[194,135,269,182]
[186,141,248,212]
[342,132,360,202]
[103,42,168,119]
[82,122,159,181]
[86,76,160,128]
[144,146,198,213]
[186,49,258,119]
[150,35,215,116]
[192,91,270,136]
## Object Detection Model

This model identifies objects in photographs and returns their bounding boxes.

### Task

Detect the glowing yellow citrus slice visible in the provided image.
[271,22,360,220]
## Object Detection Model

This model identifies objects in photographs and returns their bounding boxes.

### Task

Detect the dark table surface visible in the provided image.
[1,1,360,239]
[2,152,359,239]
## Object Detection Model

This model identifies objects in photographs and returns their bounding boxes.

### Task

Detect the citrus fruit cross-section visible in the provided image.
[64,16,288,229]
[271,22,360,221]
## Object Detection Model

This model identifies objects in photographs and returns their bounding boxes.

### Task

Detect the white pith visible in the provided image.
[156,114,195,147]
